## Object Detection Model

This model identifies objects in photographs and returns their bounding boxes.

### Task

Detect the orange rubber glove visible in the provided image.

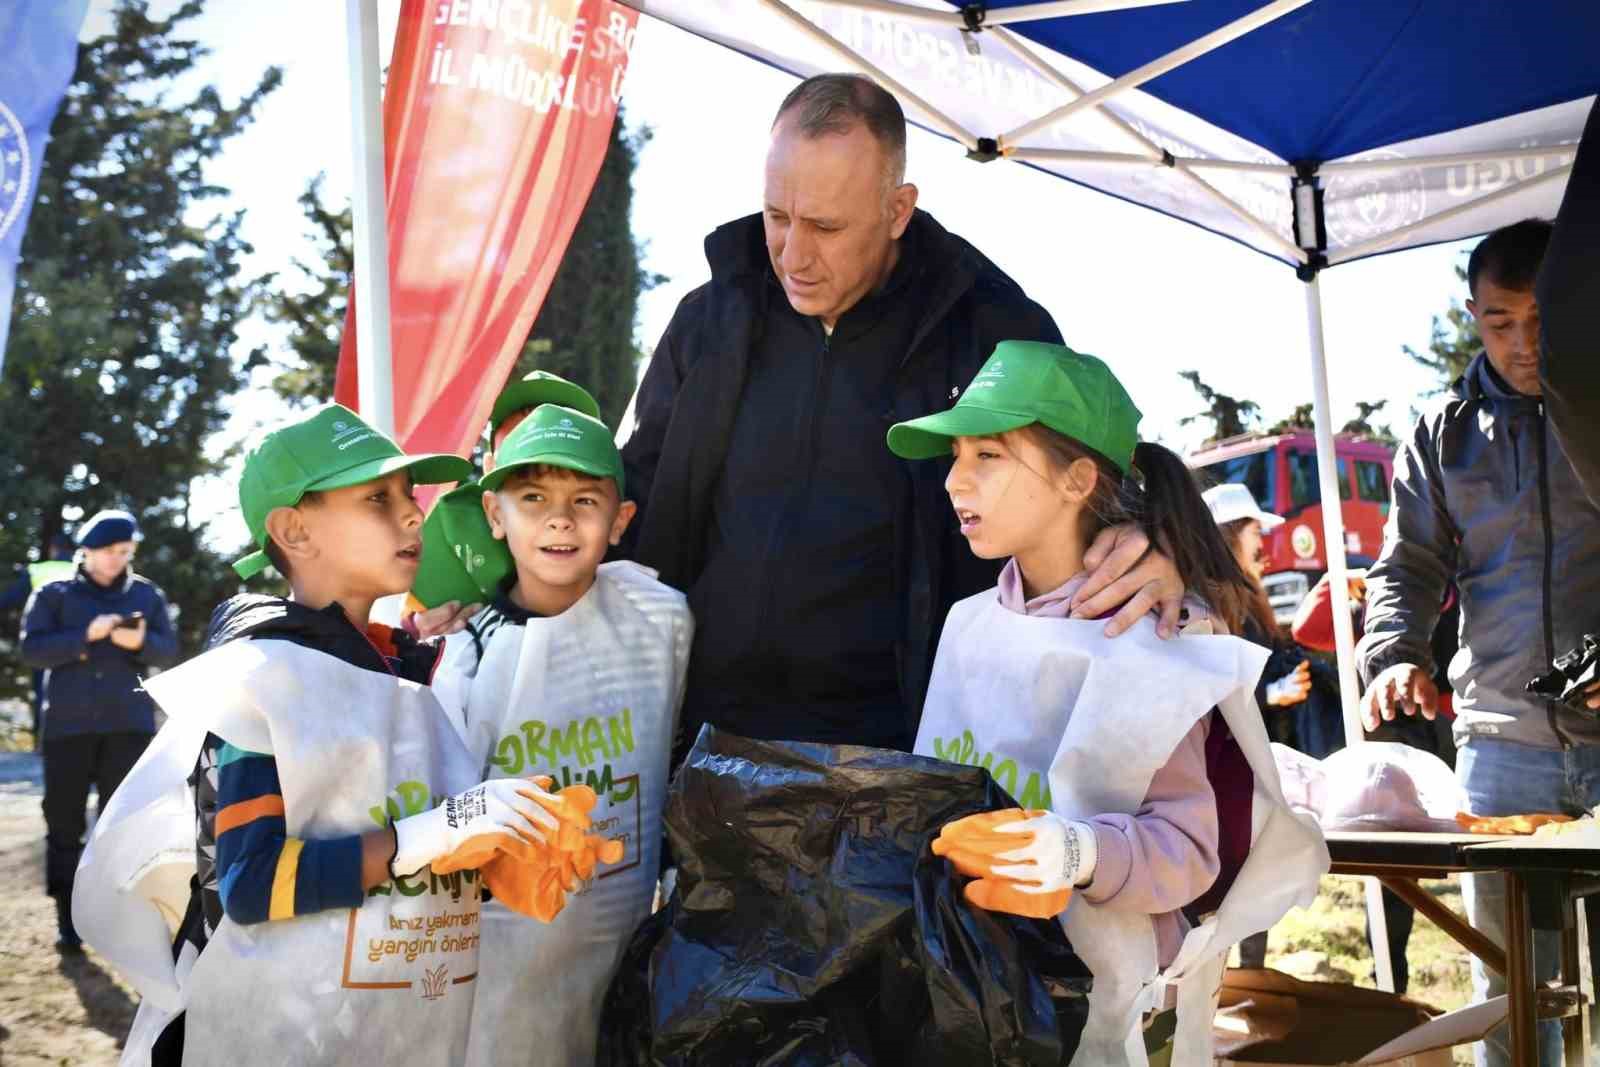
[932,808,1093,922]
[470,781,625,922]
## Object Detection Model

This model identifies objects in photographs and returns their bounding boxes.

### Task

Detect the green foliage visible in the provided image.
[0,1,281,694]
[265,174,351,406]
[1342,399,1398,445]
[1403,265,1478,393]
[1267,403,1316,435]
[513,116,660,428]
[1178,369,1260,443]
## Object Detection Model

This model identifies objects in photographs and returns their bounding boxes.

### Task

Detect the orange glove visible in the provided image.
[932,808,1092,922]
[470,781,625,922]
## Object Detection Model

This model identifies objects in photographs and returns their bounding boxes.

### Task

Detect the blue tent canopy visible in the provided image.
[994,0,1600,164]
[625,0,1598,269]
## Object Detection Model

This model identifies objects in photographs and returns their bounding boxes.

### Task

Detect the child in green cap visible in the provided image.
[890,341,1326,1065]
[74,404,569,1066]
[431,402,693,1067]
[403,369,605,636]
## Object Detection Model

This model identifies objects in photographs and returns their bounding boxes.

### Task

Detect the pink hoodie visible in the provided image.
[996,559,1221,968]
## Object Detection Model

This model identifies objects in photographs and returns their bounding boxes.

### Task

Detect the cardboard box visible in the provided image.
[1213,968,1507,1066]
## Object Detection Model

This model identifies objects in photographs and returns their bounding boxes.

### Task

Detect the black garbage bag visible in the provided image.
[597,727,1092,1067]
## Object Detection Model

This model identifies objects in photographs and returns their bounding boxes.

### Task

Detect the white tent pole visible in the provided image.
[1010,146,1297,175]
[346,0,395,435]
[760,0,981,150]
[1319,142,1578,175]
[1304,271,1395,993]
[828,0,1190,23]
[999,0,1312,147]
[1302,275,1363,749]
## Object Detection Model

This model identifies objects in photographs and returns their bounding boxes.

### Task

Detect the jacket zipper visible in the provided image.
[1535,401,1571,749]
[754,328,833,675]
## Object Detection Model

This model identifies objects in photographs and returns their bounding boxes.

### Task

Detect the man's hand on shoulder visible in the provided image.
[1361,663,1439,731]
[1070,524,1184,639]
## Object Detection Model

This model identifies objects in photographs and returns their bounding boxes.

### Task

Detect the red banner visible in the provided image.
[336,0,636,462]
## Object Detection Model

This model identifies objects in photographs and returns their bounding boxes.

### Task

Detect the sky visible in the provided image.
[79,0,1472,550]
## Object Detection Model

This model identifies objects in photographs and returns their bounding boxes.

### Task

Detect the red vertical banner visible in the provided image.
[335,0,637,460]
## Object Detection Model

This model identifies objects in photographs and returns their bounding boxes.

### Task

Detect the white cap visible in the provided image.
[1202,482,1284,532]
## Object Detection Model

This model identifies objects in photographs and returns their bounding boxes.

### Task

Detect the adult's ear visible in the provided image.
[264,506,315,566]
[887,181,918,240]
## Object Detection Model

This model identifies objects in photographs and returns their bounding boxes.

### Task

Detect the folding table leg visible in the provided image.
[1505,873,1537,1067]
[1559,890,1590,1067]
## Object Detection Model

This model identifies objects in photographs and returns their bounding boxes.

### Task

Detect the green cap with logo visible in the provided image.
[480,404,625,495]
[410,482,514,610]
[489,370,601,438]
[887,340,1142,473]
[234,404,473,579]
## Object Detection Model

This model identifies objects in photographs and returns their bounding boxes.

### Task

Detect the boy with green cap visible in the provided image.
[403,369,603,637]
[432,402,693,1067]
[74,404,566,1067]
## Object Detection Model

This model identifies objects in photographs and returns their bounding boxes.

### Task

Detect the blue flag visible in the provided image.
[0,0,89,370]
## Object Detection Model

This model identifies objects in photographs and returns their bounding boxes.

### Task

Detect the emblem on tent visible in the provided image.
[1323,149,1426,248]
[0,100,32,243]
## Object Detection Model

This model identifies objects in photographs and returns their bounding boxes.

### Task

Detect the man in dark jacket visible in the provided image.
[21,509,178,951]
[1356,204,1600,1063]
[1539,98,1600,507]
[621,74,1182,755]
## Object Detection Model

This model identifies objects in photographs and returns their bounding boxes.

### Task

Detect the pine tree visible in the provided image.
[513,116,660,428]
[265,175,351,406]
[1342,400,1397,444]
[0,1,281,692]
[1403,265,1478,393]
[1178,370,1260,443]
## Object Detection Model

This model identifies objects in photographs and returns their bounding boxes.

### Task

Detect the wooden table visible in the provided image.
[1326,831,1600,1067]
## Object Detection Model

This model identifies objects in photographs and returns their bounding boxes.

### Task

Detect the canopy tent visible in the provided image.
[609,0,1600,992]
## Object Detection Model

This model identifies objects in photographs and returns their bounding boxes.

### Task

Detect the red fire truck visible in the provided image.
[1188,431,1397,621]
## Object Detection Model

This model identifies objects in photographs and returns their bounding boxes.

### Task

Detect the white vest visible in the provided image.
[915,591,1328,1067]
[75,638,482,1067]
[439,562,692,1067]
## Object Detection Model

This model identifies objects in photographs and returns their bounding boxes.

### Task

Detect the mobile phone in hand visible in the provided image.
[113,612,145,630]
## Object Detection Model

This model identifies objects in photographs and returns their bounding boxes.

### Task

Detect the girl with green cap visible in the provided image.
[889,341,1327,1067]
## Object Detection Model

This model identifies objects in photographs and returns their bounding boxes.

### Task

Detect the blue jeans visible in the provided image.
[1457,739,1600,1067]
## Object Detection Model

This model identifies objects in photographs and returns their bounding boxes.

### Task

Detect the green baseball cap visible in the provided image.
[480,404,625,496]
[234,404,473,579]
[410,482,514,609]
[489,370,600,437]
[887,340,1142,473]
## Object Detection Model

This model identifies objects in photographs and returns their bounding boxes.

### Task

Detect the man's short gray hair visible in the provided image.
[774,73,908,191]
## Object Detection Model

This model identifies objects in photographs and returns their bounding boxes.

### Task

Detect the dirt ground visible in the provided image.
[0,751,139,1067]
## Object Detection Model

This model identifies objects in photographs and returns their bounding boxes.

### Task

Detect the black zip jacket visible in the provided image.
[620,209,1062,749]
[1539,97,1600,506]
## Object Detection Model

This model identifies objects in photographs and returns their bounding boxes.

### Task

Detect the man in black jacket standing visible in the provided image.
[622,74,1182,755]
[21,509,178,951]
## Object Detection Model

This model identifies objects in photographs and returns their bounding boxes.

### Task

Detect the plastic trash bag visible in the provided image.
[1272,741,1462,832]
[597,727,1093,1067]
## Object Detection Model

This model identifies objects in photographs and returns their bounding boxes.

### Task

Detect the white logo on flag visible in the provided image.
[0,100,32,243]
